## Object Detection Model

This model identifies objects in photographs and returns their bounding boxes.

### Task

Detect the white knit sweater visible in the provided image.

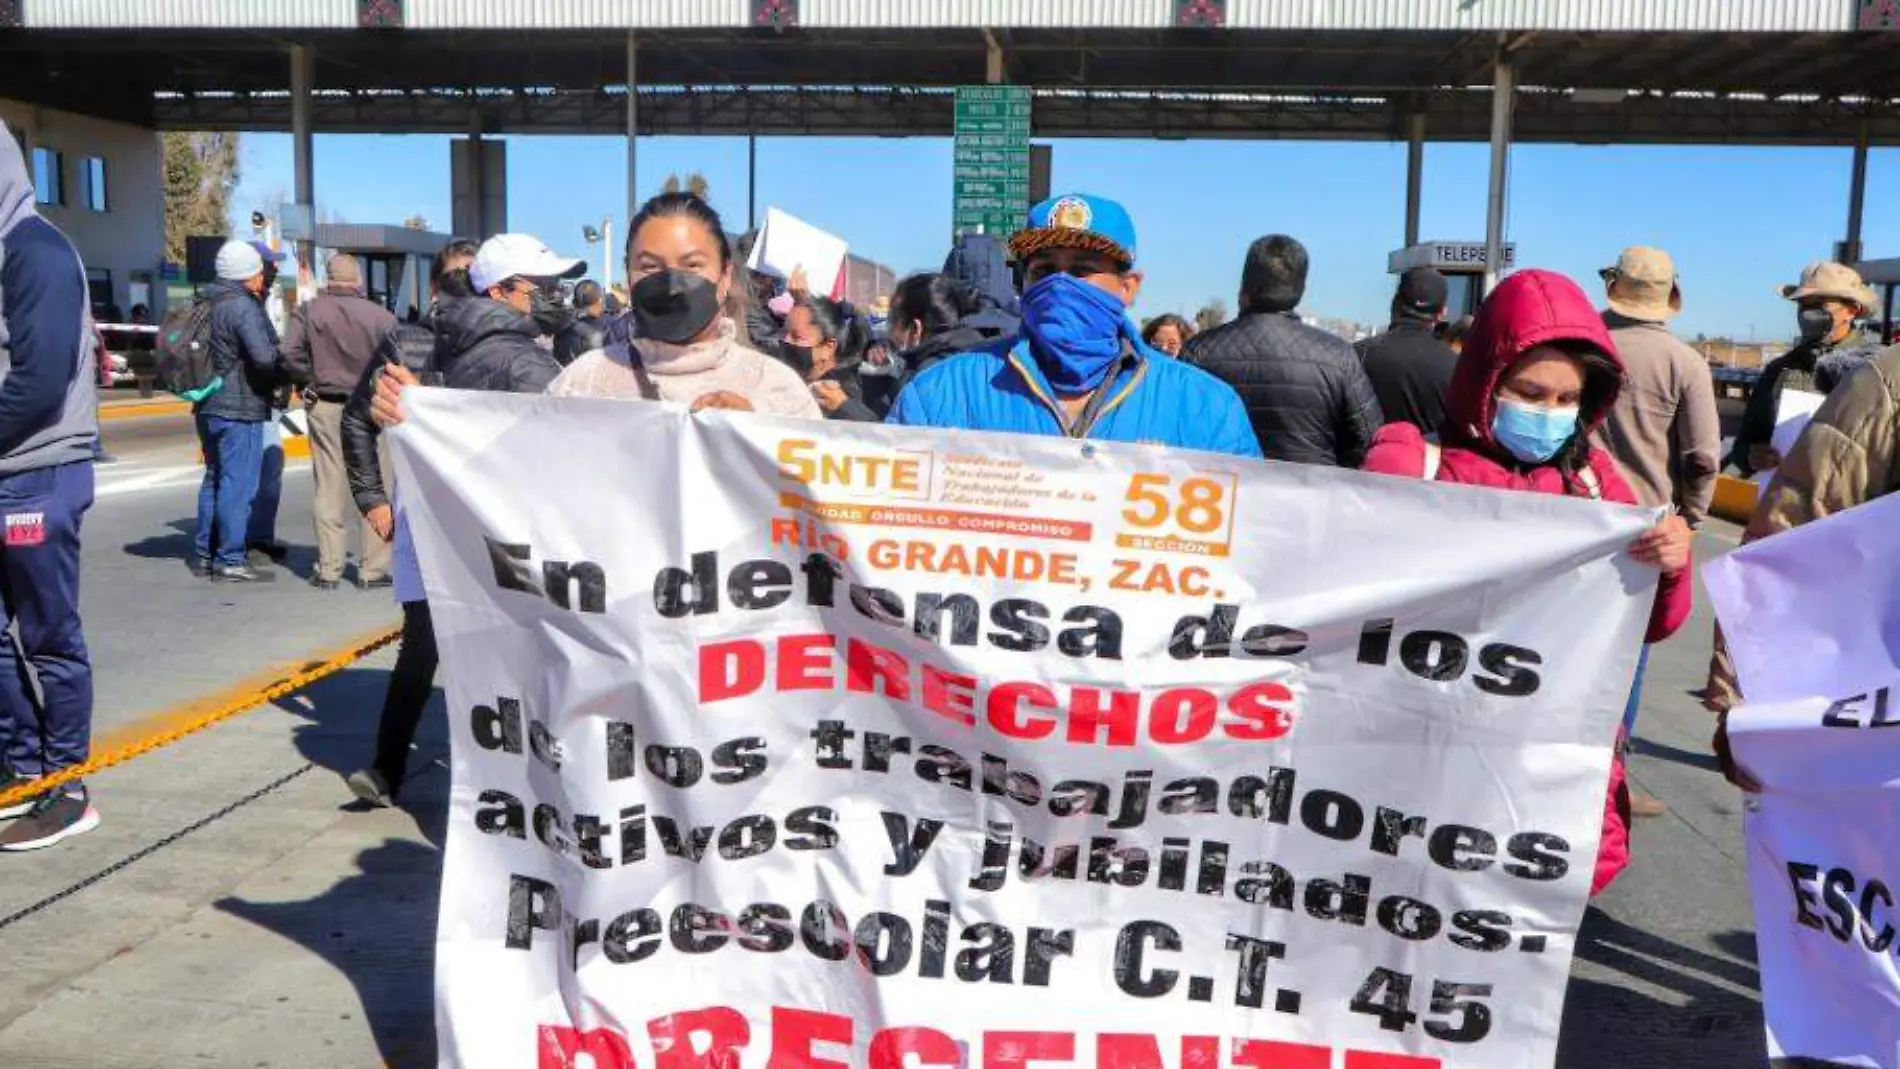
[547,318,821,419]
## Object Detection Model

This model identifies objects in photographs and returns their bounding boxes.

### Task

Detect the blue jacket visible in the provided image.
[886,330,1263,458]
[0,122,98,474]
[198,277,281,422]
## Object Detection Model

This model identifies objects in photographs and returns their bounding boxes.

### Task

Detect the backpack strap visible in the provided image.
[1421,441,1442,481]
[1576,465,1603,500]
[604,338,662,403]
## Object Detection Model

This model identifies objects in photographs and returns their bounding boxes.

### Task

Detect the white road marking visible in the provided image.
[95,460,311,499]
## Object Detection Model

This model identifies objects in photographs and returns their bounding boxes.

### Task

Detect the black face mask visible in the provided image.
[1797,306,1836,344]
[779,341,815,376]
[528,288,573,338]
[632,269,722,345]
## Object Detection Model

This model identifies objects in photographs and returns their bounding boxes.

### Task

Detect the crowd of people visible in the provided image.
[0,95,1892,871]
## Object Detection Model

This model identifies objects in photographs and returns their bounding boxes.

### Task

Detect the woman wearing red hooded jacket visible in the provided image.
[1362,269,1694,896]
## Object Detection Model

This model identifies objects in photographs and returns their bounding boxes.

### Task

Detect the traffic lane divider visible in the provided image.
[100,399,191,422]
[0,623,401,812]
[1710,474,1758,526]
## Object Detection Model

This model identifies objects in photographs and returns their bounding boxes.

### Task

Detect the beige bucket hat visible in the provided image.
[1779,261,1877,316]
[1600,246,1681,322]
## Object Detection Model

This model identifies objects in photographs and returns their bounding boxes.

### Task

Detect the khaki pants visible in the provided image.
[308,398,392,583]
[1703,622,1742,712]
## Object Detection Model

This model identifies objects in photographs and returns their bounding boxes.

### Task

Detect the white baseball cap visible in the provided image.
[214,239,265,282]
[469,233,586,293]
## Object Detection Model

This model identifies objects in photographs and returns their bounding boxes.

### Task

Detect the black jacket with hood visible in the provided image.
[197,277,282,422]
[943,234,1021,339]
[434,297,561,394]
[1183,310,1384,467]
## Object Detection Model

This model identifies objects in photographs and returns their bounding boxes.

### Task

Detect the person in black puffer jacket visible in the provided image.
[1183,234,1383,467]
[886,272,990,388]
[783,295,881,422]
[553,279,609,367]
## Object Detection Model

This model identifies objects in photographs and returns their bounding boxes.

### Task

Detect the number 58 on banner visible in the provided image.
[1116,471,1239,558]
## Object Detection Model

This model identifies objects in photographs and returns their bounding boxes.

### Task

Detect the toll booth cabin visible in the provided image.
[313,223,456,321]
[1386,242,1517,321]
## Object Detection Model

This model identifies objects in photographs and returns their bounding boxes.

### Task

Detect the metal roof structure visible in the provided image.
[1,1,1897,144]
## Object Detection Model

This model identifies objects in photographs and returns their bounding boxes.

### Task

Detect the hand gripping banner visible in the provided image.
[389,389,1655,1069]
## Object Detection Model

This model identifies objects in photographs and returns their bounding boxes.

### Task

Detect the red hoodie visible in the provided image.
[1362,269,1691,644]
[1361,269,1692,895]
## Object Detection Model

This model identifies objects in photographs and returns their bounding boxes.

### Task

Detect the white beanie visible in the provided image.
[215,239,265,282]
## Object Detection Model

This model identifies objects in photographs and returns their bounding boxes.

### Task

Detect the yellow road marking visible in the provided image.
[0,624,401,810]
[100,400,191,422]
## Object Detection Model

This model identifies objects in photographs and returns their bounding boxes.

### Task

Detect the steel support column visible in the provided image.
[625,32,639,229]
[1404,110,1426,248]
[290,44,315,281]
[748,134,758,231]
[1483,53,1515,296]
[1844,116,1870,264]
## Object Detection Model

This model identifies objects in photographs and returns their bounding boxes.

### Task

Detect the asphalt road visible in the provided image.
[0,413,1768,1067]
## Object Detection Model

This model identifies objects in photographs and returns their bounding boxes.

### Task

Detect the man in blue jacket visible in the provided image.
[0,123,102,850]
[192,239,282,582]
[888,193,1261,458]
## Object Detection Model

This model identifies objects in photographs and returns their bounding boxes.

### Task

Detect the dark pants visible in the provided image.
[0,461,94,776]
[249,418,282,547]
[374,599,439,792]
[194,414,261,567]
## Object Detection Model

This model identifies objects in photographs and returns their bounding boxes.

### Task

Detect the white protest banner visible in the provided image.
[1705,501,1900,1068]
[390,390,1656,1069]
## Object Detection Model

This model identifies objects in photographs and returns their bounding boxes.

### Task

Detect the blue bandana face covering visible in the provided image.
[1491,397,1581,463]
[1021,274,1129,395]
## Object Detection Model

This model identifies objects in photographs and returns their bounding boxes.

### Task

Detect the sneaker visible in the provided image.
[247,540,290,563]
[1629,792,1668,819]
[0,766,39,820]
[0,787,100,850]
[310,575,341,591]
[211,563,270,583]
[347,768,395,808]
[246,549,281,569]
[357,576,392,591]
[188,555,211,579]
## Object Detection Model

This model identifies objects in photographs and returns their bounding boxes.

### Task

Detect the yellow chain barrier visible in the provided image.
[0,626,401,811]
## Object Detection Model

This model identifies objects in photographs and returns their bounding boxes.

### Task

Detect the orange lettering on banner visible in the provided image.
[777,438,926,495]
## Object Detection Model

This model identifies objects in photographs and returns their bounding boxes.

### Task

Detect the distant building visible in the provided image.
[0,99,164,321]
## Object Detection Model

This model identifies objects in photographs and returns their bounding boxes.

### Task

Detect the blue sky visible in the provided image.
[237,132,1896,343]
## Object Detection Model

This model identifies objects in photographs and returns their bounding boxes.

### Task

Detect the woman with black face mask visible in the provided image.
[547,193,820,418]
[782,295,879,421]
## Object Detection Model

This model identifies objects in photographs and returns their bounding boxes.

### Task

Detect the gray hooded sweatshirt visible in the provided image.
[0,121,98,475]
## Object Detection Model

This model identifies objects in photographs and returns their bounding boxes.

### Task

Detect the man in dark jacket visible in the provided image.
[1353,268,1457,436]
[0,122,102,849]
[1184,234,1383,466]
[943,232,1021,339]
[280,253,396,590]
[192,239,282,582]
[343,236,576,809]
[1728,262,1882,477]
[435,232,578,393]
[553,279,608,367]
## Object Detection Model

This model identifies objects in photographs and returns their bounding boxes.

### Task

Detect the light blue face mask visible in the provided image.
[1491,397,1581,463]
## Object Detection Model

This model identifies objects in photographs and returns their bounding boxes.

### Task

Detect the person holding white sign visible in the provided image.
[1726,262,1881,478]
[1363,268,1694,894]
[1709,340,1900,788]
